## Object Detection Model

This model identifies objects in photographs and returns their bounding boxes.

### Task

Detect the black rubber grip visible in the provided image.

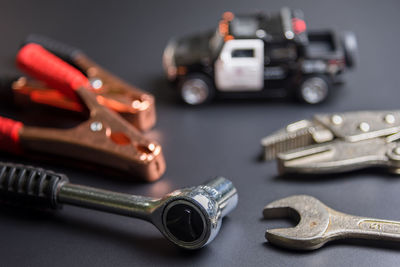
[0,162,69,209]
[24,34,83,66]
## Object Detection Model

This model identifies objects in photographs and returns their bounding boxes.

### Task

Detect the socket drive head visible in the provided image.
[160,177,238,249]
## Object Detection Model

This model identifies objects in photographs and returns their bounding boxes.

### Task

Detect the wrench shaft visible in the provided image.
[58,183,160,221]
[329,213,400,241]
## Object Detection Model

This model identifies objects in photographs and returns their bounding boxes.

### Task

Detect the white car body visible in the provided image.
[214,39,264,91]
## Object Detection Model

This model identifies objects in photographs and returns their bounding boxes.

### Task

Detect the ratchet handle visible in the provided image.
[16,43,89,101]
[0,162,69,209]
[24,34,83,67]
[0,116,23,154]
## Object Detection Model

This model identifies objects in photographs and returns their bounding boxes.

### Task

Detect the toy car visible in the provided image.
[163,7,357,105]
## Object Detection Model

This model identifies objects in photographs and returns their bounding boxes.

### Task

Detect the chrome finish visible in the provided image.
[359,122,370,132]
[89,78,103,90]
[300,77,328,104]
[331,114,343,125]
[256,29,267,39]
[58,177,238,249]
[385,114,396,124]
[263,195,400,250]
[181,78,209,105]
[59,184,159,221]
[90,121,103,132]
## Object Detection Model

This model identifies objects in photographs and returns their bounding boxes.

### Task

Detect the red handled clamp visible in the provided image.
[4,34,156,131]
[0,44,165,182]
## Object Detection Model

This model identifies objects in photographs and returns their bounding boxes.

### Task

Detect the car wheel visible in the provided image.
[298,75,330,104]
[179,74,214,105]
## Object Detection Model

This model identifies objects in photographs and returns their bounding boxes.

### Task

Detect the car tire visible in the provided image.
[298,75,331,104]
[341,31,358,69]
[179,73,215,105]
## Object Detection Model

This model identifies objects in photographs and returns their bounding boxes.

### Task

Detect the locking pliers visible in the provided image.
[261,110,400,174]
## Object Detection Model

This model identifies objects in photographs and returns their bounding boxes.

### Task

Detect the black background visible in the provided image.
[1,0,400,266]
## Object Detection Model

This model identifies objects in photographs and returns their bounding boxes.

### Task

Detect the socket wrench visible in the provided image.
[0,162,238,249]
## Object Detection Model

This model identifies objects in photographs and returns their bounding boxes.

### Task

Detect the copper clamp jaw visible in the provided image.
[0,43,165,182]
[13,34,156,131]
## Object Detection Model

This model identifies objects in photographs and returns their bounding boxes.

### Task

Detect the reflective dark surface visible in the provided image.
[1,0,400,266]
[165,203,204,243]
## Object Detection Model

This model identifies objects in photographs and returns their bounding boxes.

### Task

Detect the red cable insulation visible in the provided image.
[16,43,89,102]
[0,116,23,154]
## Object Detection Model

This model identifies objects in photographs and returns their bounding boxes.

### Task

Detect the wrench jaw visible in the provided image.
[263,195,331,250]
[152,177,238,249]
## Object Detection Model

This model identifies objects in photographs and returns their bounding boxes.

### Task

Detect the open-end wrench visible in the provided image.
[263,195,400,250]
[0,162,238,249]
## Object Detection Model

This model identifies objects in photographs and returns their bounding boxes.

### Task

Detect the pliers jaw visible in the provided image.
[261,119,334,161]
[262,110,400,175]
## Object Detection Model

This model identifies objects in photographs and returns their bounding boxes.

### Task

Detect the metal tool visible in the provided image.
[0,162,238,249]
[18,34,156,131]
[2,76,82,112]
[263,195,400,250]
[261,110,400,175]
[0,43,165,182]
